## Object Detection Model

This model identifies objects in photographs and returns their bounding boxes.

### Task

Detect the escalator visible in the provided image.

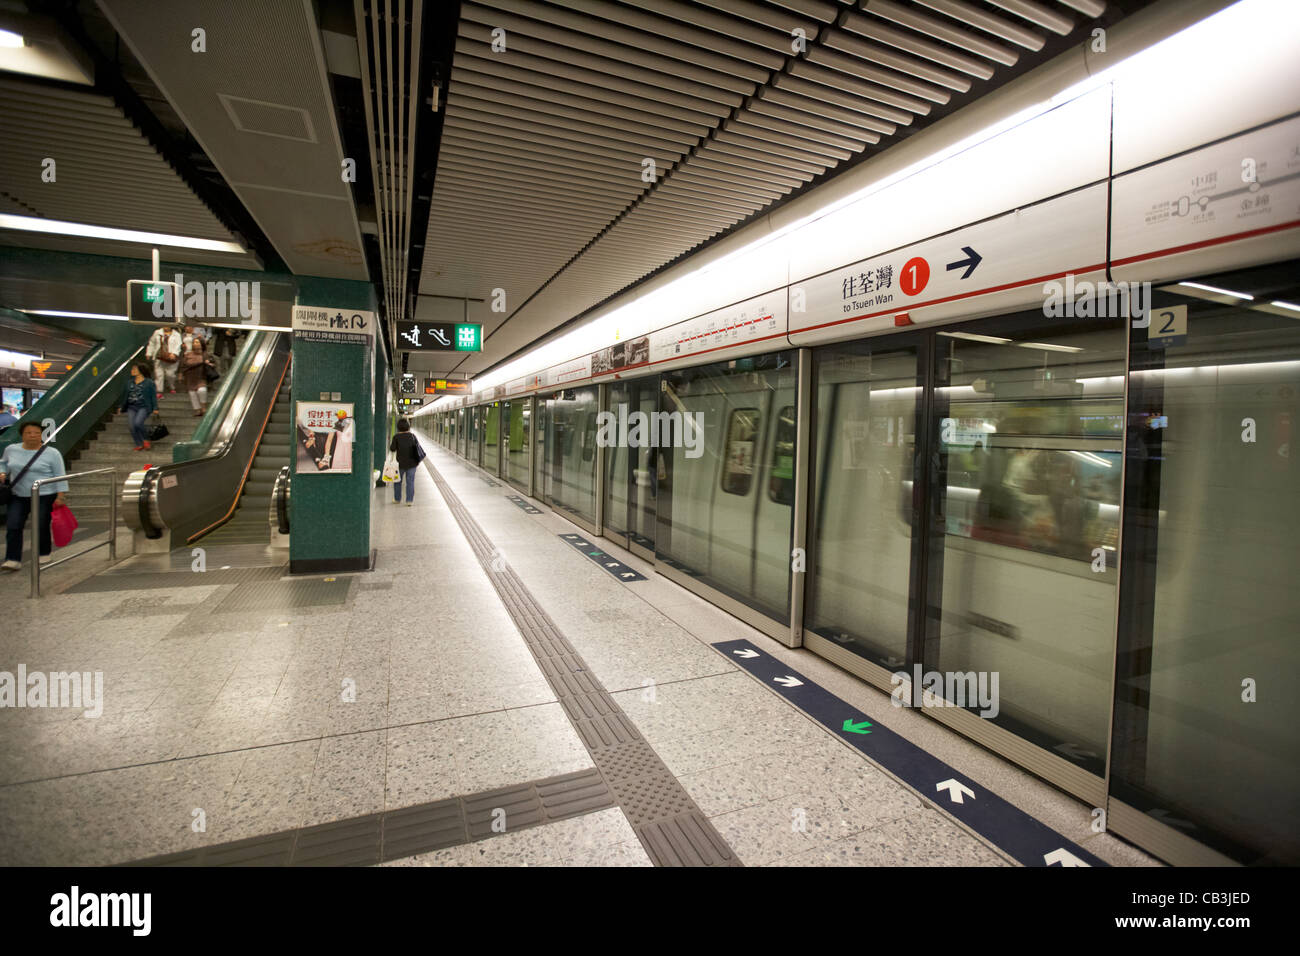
[193,372,290,546]
[122,331,292,550]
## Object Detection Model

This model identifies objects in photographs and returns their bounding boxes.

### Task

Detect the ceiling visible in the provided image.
[95,0,368,281]
[411,0,1130,382]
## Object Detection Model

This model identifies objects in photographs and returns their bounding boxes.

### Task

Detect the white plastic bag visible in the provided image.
[381,458,399,482]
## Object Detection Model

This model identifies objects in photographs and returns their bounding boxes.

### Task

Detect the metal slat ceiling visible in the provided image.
[418,0,1116,379]
[0,77,257,270]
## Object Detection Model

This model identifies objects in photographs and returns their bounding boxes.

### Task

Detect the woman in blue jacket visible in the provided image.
[121,361,159,451]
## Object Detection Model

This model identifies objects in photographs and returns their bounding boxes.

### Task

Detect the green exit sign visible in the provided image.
[143,284,165,302]
[454,324,482,352]
[126,279,180,324]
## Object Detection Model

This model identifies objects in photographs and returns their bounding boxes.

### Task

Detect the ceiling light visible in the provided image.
[940,332,1013,344]
[1269,300,1300,312]
[1178,281,1253,300]
[0,29,24,48]
[24,310,127,322]
[0,214,247,254]
[1018,342,1084,353]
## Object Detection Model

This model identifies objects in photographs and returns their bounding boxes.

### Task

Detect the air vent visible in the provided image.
[218,94,318,143]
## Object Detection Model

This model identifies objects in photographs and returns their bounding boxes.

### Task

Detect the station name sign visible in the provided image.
[396,321,482,352]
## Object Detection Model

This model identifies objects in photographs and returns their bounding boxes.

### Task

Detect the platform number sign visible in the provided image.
[1149,304,1188,348]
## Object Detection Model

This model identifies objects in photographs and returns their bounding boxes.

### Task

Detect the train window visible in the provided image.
[769,405,795,505]
[721,407,760,495]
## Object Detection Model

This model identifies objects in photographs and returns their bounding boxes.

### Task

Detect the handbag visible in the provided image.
[414,438,426,462]
[0,444,48,507]
[50,503,78,548]
[203,361,220,384]
[147,416,170,441]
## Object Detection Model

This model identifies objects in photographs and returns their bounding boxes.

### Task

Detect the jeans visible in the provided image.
[393,467,416,502]
[5,493,54,562]
[126,404,151,444]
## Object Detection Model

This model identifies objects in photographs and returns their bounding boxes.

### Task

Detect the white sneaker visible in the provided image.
[405,502,413,507]
[0,559,20,572]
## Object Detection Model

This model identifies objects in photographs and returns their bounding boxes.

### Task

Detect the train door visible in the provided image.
[535,394,551,504]
[483,401,501,476]
[602,375,658,560]
[503,396,531,494]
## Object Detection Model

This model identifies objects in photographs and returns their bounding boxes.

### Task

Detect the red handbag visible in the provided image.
[51,503,78,548]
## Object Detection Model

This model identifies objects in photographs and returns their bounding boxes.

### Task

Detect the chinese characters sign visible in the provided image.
[292,307,374,345]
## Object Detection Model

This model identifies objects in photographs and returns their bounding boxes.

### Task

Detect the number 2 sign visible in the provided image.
[1149,304,1188,348]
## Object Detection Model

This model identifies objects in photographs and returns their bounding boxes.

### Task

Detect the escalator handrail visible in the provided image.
[271,465,290,534]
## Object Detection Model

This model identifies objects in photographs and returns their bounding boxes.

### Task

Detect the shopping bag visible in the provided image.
[51,503,78,548]
[381,458,399,482]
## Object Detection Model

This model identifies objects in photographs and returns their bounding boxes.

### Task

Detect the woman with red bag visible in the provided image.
[0,421,68,572]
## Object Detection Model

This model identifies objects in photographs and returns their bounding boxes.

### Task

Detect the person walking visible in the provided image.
[120,361,158,451]
[388,417,423,506]
[146,325,182,398]
[180,338,212,417]
[0,421,68,571]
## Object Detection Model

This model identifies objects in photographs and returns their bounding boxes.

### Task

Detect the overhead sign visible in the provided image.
[395,321,483,352]
[126,279,181,325]
[292,306,375,345]
[29,360,75,381]
[425,379,470,394]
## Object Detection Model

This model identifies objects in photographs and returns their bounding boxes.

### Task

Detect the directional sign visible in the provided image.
[558,533,647,582]
[945,245,983,279]
[292,306,374,345]
[396,321,483,352]
[715,638,1107,868]
[506,495,542,515]
[126,279,181,325]
[28,360,75,381]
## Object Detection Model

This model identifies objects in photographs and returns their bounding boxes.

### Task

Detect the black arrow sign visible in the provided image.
[945,246,982,279]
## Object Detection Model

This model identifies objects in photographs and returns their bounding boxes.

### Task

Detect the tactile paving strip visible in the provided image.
[425,458,740,867]
[124,767,613,867]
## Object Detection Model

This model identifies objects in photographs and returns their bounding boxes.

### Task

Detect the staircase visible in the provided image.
[195,373,291,546]
[64,406,179,539]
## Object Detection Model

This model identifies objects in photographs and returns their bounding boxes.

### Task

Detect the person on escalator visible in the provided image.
[214,328,239,376]
[120,362,158,451]
[181,338,212,417]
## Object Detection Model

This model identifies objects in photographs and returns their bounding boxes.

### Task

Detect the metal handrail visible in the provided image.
[29,467,118,598]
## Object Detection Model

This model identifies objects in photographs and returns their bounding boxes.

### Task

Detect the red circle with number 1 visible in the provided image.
[900,256,930,296]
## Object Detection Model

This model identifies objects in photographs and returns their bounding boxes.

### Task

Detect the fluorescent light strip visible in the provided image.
[1178,281,1253,300]
[0,213,247,254]
[25,310,127,322]
[941,332,1013,344]
[1270,300,1300,312]
[1018,342,1084,353]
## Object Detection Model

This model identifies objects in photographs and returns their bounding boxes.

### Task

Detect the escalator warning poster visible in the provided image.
[296,401,355,475]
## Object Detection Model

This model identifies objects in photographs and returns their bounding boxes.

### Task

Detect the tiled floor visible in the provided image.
[0,444,1159,867]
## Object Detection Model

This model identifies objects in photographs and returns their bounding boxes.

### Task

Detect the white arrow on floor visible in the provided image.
[733,649,759,659]
[774,676,803,688]
[935,779,975,804]
[1044,848,1090,867]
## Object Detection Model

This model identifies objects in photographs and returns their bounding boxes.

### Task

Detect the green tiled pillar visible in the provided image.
[373,338,388,473]
[289,278,377,574]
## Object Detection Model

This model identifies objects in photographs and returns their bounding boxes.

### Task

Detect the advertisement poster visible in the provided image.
[295,401,354,474]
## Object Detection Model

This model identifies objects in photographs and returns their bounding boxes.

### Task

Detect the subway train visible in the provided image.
[418,1,1300,867]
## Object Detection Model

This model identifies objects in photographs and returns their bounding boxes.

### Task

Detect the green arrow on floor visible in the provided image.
[842,718,873,735]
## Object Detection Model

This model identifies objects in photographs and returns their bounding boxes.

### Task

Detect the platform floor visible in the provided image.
[0,444,1158,867]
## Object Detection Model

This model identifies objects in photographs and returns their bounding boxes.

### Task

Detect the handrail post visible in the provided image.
[29,479,41,599]
[108,465,117,561]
